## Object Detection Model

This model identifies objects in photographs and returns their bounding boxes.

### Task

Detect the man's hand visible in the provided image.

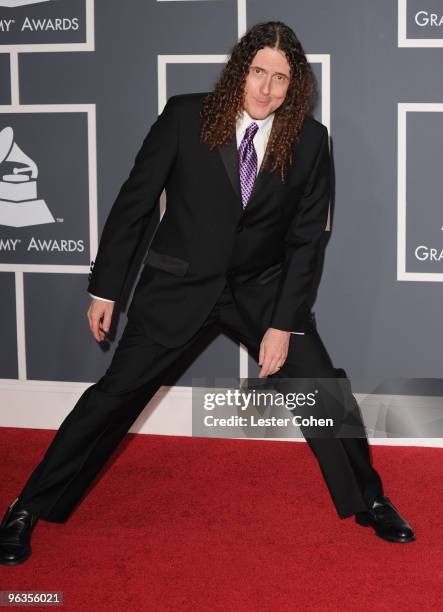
[258,327,291,378]
[87,298,115,342]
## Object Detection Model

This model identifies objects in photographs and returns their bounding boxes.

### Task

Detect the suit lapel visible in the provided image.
[218,137,242,202]
[217,136,277,210]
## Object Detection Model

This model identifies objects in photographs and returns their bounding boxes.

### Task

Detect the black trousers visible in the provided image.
[16,283,383,521]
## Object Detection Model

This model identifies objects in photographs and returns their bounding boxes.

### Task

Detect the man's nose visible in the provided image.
[260,76,272,96]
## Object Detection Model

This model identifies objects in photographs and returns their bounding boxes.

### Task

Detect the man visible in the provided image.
[0,21,415,566]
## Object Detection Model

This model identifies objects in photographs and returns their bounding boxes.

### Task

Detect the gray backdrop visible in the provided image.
[0,0,442,389]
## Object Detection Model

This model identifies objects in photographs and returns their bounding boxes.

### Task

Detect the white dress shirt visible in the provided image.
[90,108,304,335]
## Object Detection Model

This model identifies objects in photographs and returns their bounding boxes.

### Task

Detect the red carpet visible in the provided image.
[1,428,442,611]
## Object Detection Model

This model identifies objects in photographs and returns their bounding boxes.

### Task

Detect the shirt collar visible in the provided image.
[237,108,275,139]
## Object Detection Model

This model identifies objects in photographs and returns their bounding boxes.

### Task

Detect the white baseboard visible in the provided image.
[0,379,192,436]
[0,380,442,448]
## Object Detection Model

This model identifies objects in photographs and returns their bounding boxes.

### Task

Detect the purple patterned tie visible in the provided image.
[238,122,259,209]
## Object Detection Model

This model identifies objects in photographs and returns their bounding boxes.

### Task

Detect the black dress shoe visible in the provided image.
[355,495,415,543]
[0,498,39,565]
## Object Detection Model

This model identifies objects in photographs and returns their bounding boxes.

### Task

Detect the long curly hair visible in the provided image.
[200,21,317,182]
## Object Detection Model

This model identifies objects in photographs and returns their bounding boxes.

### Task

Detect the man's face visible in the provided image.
[243,46,291,120]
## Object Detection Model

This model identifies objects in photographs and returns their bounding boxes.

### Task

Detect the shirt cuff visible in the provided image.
[89,293,115,303]
[290,332,305,335]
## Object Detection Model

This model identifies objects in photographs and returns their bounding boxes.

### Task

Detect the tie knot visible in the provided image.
[244,122,259,142]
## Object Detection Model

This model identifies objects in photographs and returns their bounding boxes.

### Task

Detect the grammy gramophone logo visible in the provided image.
[0,126,55,227]
[0,1,51,7]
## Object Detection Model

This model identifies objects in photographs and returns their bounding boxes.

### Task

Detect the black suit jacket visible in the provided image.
[88,92,331,348]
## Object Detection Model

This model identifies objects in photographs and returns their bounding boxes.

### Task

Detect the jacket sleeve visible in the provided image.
[87,96,179,302]
[269,125,330,332]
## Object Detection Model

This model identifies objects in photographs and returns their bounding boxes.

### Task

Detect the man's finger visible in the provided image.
[260,351,287,377]
[259,342,265,366]
[259,354,273,378]
[267,357,280,376]
[86,310,95,337]
[90,312,102,342]
[101,309,112,333]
